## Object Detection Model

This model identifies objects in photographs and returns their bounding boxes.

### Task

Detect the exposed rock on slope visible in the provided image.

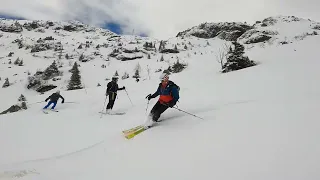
[176,16,320,44]
[176,22,253,41]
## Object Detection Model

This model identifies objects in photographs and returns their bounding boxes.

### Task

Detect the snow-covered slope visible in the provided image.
[1,16,320,180]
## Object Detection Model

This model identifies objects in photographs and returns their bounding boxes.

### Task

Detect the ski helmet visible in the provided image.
[112,76,118,81]
[159,72,169,81]
[56,90,60,94]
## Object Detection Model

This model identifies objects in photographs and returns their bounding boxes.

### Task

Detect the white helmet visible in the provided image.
[56,90,60,94]
[159,72,169,81]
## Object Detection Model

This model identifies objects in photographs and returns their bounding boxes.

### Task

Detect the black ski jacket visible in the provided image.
[106,81,124,94]
[45,93,65,103]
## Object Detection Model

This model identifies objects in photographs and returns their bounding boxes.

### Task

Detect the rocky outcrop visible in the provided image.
[160,49,179,54]
[0,22,23,33]
[239,30,277,44]
[176,22,253,41]
[36,85,57,93]
[116,53,144,61]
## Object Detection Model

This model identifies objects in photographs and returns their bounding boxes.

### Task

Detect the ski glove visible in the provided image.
[106,91,110,96]
[146,94,152,100]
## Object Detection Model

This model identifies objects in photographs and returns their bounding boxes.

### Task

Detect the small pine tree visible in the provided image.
[18,94,26,101]
[222,41,256,73]
[65,53,69,59]
[2,78,10,88]
[114,70,119,77]
[147,54,151,59]
[184,44,188,50]
[14,57,20,65]
[174,44,178,51]
[160,55,164,62]
[79,54,84,61]
[132,69,140,79]
[132,63,141,78]
[43,60,60,80]
[69,61,77,73]
[21,102,27,110]
[67,62,83,90]
[18,60,23,66]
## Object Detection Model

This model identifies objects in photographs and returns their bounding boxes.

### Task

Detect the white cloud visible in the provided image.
[0,0,319,39]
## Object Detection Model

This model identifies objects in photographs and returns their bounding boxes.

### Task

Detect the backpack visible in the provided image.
[170,81,180,92]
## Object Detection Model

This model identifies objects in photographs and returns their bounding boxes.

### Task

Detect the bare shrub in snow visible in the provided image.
[215,43,230,69]
[122,72,129,80]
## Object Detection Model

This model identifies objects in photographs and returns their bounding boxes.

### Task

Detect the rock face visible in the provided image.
[176,22,253,41]
[0,105,21,115]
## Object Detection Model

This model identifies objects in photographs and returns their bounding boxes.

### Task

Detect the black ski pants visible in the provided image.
[149,101,169,122]
[106,93,117,109]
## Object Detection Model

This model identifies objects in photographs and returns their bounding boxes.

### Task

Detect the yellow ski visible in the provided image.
[122,125,143,134]
[125,127,146,139]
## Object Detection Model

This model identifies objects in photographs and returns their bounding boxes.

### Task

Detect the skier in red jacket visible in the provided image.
[144,72,180,128]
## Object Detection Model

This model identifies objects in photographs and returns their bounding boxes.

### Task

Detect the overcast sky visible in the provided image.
[0,0,319,39]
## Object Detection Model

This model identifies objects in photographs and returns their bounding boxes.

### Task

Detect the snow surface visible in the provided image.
[1,17,320,180]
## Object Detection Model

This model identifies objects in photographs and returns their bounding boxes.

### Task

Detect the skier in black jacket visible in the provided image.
[43,90,65,110]
[105,76,125,113]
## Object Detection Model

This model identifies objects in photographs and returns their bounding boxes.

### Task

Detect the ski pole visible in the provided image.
[145,100,150,114]
[64,102,79,104]
[28,101,44,105]
[125,89,133,106]
[172,106,205,120]
[100,96,107,118]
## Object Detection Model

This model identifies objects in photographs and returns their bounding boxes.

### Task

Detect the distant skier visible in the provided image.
[105,76,125,113]
[145,72,180,128]
[43,90,65,110]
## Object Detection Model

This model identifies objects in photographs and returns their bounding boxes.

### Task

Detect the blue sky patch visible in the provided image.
[0,14,25,20]
[102,22,122,34]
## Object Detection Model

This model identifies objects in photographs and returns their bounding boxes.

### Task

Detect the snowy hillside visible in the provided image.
[1,15,320,180]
